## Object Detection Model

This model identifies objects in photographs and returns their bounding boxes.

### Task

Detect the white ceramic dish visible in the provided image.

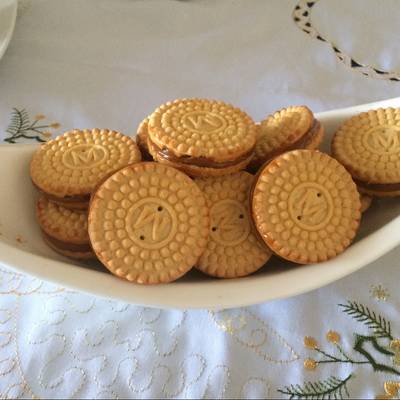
[0,0,17,61]
[1,97,400,309]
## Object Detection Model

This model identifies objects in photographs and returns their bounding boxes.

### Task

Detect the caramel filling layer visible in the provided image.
[32,181,90,204]
[355,179,400,192]
[42,231,92,253]
[148,139,254,169]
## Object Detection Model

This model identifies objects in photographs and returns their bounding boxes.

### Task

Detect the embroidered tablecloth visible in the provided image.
[0,0,399,398]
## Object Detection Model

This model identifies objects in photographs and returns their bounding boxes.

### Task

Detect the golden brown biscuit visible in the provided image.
[332,108,400,197]
[147,98,257,177]
[36,197,95,259]
[30,129,142,209]
[252,150,361,264]
[88,162,210,284]
[195,172,271,278]
[248,106,324,173]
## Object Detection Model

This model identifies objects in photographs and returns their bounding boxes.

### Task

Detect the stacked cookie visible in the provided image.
[31,128,142,259]
[332,108,400,198]
[251,150,361,264]
[30,99,398,284]
[88,98,269,283]
[137,99,258,176]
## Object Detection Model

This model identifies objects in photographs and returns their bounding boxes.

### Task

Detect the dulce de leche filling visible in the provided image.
[148,139,254,169]
[32,181,90,205]
[294,119,321,148]
[354,178,400,192]
[42,231,92,253]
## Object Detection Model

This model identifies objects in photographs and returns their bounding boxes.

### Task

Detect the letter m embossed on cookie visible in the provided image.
[297,188,326,220]
[210,199,250,246]
[62,144,108,169]
[375,128,400,151]
[182,111,227,133]
[364,126,400,154]
[133,205,170,242]
[126,198,177,250]
[289,183,334,231]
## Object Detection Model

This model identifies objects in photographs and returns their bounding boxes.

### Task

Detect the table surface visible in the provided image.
[0,0,399,398]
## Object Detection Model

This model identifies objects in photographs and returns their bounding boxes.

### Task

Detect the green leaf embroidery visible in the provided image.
[339,301,393,339]
[6,108,30,138]
[354,335,399,376]
[277,373,353,399]
[4,108,60,143]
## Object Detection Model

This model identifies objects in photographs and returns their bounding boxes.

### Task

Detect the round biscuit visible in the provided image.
[252,150,361,264]
[332,108,400,184]
[249,118,324,174]
[195,172,271,278]
[253,106,314,165]
[88,162,210,284]
[148,98,257,161]
[36,196,90,244]
[30,129,142,199]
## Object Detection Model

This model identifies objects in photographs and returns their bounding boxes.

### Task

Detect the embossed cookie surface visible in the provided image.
[36,196,94,259]
[195,172,271,277]
[252,150,361,264]
[31,129,142,199]
[332,108,400,185]
[148,98,257,161]
[250,106,316,170]
[88,162,209,284]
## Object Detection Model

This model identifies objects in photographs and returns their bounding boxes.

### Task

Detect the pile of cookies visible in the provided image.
[30,99,400,284]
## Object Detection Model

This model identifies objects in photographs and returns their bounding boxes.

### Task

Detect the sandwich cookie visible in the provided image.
[30,129,142,209]
[135,117,154,161]
[147,98,257,177]
[36,196,95,259]
[248,106,324,173]
[88,162,209,284]
[252,150,361,264]
[332,108,400,197]
[195,172,271,278]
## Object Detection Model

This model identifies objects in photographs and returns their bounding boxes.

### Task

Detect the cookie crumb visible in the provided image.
[16,234,25,244]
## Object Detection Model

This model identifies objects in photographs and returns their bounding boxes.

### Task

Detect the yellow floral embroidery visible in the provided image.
[326,330,341,344]
[303,358,317,371]
[304,336,318,349]
[34,114,46,121]
[390,340,400,366]
[370,284,390,301]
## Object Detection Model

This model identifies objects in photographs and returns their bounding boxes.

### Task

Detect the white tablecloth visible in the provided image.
[0,0,399,398]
